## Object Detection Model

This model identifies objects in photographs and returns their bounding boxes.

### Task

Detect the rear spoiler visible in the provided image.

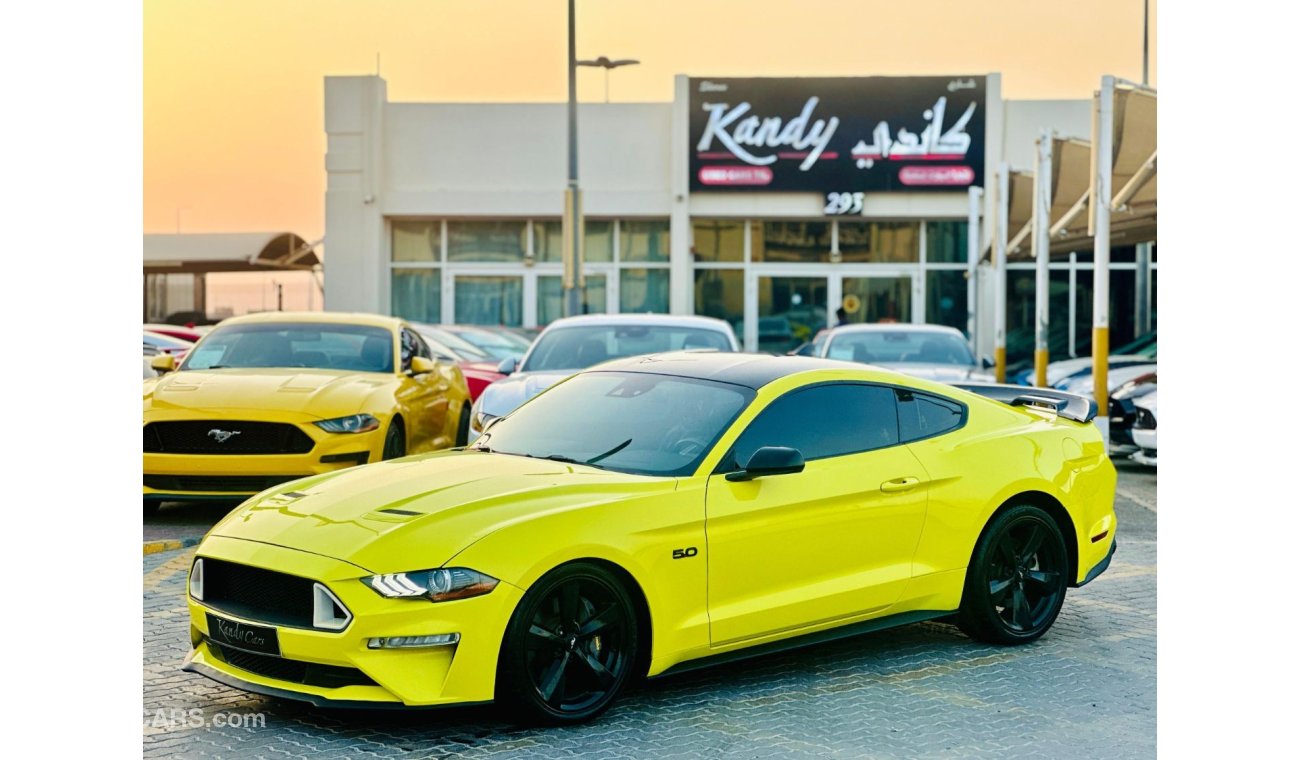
[950,383,1099,424]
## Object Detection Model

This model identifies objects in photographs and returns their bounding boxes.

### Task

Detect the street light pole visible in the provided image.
[562,0,582,318]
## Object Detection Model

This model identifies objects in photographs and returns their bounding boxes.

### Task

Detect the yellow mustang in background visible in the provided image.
[182,352,1117,725]
[144,312,471,511]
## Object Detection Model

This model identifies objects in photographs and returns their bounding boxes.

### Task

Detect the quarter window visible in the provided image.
[896,389,964,441]
[729,383,900,468]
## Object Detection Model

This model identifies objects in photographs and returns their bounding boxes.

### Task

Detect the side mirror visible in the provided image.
[981,355,995,369]
[497,356,518,376]
[726,446,805,482]
[150,354,176,373]
[408,356,435,376]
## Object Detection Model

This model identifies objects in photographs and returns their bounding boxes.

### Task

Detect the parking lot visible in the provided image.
[143,460,1155,759]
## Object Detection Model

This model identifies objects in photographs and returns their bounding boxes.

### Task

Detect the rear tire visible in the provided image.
[455,404,472,447]
[957,503,1069,645]
[381,418,406,460]
[496,563,639,726]
[143,499,160,517]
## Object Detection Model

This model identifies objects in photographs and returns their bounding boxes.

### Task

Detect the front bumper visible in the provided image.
[182,535,524,707]
[144,415,385,499]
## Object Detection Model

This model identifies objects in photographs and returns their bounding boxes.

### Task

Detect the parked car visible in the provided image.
[439,325,533,361]
[144,323,205,343]
[143,312,471,511]
[1130,390,1157,466]
[1107,371,1157,453]
[412,324,507,402]
[1015,330,1157,387]
[470,314,739,435]
[182,351,1116,723]
[798,324,994,384]
[143,355,159,379]
[1056,363,1158,397]
[143,330,194,360]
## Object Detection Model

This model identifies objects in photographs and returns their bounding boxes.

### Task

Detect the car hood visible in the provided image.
[475,370,572,418]
[207,451,673,573]
[876,363,994,383]
[144,368,392,417]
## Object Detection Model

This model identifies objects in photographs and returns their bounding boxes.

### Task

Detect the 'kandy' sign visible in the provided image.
[689,76,986,193]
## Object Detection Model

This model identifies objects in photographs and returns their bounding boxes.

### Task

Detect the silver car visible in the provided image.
[469,314,739,435]
[803,324,994,384]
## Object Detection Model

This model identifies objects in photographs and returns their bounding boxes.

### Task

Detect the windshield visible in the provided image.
[414,325,492,362]
[522,324,735,372]
[826,330,975,366]
[446,326,530,360]
[476,371,752,476]
[181,322,394,373]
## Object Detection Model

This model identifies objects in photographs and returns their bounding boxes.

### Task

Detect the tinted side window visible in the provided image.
[896,389,964,442]
[729,383,900,468]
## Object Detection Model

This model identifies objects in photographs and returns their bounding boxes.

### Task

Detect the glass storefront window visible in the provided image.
[926,221,968,264]
[537,274,607,325]
[446,221,526,263]
[694,269,744,342]
[620,268,669,313]
[758,276,826,353]
[925,270,969,333]
[1007,270,1071,366]
[837,221,919,263]
[692,219,745,263]
[620,220,670,263]
[755,221,831,263]
[534,220,613,263]
[392,221,439,262]
[453,275,523,326]
[391,269,441,323]
[842,277,911,324]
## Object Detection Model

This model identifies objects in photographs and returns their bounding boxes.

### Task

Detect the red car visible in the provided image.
[143,323,204,343]
[412,324,505,401]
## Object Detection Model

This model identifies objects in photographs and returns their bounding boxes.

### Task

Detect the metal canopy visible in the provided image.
[143,232,321,274]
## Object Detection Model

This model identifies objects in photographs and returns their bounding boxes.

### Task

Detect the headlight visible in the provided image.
[314,414,380,433]
[362,567,499,602]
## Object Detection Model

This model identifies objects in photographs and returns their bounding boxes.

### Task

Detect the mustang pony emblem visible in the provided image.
[207,429,241,443]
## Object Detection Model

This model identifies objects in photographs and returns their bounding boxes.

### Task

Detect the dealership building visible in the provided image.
[323,73,1154,366]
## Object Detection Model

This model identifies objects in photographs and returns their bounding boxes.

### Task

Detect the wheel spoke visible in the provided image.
[573,648,615,687]
[996,538,1017,567]
[527,624,562,650]
[577,604,618,638]
[1025,569,1060,591]
[537,651,570,704]
[988,577,1014,602]
[1019,525,1045,564]
[560,582,581,624]
[1010,586,1031,629]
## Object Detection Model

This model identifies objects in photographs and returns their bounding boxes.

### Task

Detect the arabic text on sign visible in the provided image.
[897,165,975,186]
[698,166,774,186]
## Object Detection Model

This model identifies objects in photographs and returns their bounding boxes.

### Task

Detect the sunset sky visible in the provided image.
[144,0,1156,313]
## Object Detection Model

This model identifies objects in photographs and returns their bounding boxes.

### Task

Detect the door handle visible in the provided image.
[880,476,921,494]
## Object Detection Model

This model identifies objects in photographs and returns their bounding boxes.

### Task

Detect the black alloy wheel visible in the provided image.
[382,419,406,460]
[498,563,638,725]
[958,504,1068,645]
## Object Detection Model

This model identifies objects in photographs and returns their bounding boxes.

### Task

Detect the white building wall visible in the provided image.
[323,76,387,313]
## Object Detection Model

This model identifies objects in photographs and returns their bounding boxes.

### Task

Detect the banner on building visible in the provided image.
[689,76,987,194]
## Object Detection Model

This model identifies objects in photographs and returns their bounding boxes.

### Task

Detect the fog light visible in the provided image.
[367,633,460,649]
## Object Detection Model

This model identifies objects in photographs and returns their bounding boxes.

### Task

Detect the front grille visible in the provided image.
[144,474,301,493]
[144,421,315,455]
[201,559,317,628]
[207,641,376,688]
[1134,408,1157,429]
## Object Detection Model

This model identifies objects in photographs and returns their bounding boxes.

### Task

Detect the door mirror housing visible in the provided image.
[497,356,518,376]
[981,355,995,369]
[726,446,806,482]
[408,356,435,376]
[150,354,176,373]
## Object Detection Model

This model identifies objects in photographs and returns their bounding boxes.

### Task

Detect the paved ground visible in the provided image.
[143,461,1156,758]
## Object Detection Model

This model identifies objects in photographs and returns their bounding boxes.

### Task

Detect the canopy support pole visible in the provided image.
[994,163,1010,382]
[967,186,983,351]
[1033,129,1054,387]
[1091,75,1115,447]
[1136,242,1152,335]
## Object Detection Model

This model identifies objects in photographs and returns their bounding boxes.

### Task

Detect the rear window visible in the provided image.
[895,389,965,442]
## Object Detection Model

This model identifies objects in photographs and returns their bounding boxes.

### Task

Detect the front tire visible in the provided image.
[381,418,406,460]
[958,503,1069,645]
[496,563,638,725]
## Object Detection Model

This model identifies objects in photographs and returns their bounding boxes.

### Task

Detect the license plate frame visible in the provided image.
[205,611,281,656]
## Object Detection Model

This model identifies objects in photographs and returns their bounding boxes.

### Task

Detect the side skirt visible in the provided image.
[650,609,950,680]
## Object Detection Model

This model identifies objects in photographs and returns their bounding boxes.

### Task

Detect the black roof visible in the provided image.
[592,351,859,390]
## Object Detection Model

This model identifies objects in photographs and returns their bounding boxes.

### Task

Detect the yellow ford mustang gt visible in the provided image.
[182,351,1117,724]
[144,312,471,510]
